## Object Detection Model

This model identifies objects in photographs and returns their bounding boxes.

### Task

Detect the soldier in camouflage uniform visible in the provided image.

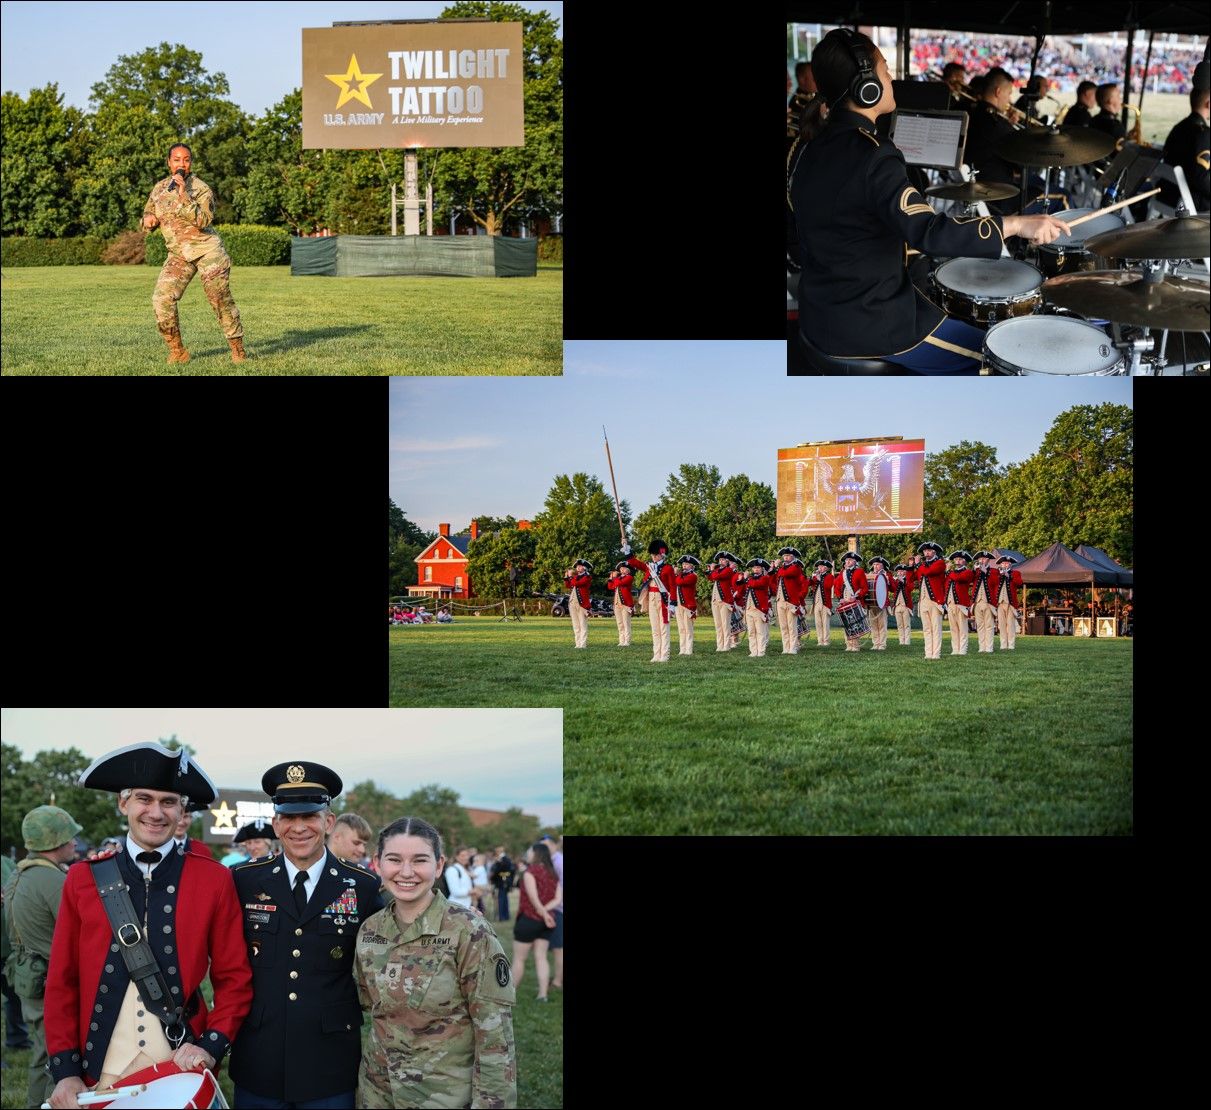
[2,805,82,1108]
[355,816,516,1110]
[142,143,246,364]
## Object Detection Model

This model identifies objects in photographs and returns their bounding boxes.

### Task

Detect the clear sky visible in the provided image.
[1,708,563,826]
[390,340,1133,534]
[0,1,562,117]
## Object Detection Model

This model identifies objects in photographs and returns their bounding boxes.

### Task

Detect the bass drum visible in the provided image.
[982,316,1124,375]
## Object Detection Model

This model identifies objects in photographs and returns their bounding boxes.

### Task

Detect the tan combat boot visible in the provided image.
[164,329,190,364]
[229,338,247,364]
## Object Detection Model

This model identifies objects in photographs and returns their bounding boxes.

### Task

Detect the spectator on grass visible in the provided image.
[489,846,515,921]
[470,852,490,914]
[436,607,453,623]
[540,835,564,990]
[445,847,474,909]
[511,842,561,1002]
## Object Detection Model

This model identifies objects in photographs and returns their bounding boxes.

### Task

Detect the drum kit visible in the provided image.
[925,127,1211,374]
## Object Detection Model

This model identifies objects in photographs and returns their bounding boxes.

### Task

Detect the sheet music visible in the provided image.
[892,112,965,168]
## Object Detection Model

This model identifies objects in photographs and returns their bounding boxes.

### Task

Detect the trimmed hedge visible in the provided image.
[145,224,291,267]
[1,237,108,266]
[537,234,562,263]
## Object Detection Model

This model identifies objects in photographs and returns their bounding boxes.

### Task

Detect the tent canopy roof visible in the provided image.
[1075,544,1134,586]
[1014,541,1123,586]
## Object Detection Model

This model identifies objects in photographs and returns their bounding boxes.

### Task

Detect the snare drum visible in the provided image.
[67,1061,228,1109]
[836,597,869,637]
[1035,207,1124,278]
[931,258,1043,325]
[982,316,1125,375]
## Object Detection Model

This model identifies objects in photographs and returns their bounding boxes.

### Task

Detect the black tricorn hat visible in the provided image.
[918,541,943,556]
[868,555,891,570]
[778,546,802,558]
[894,563,910,572]
[814,557,833,569]
[711,550,731,563]
[233,818,273,844]
[996,555,1017,566]
[746,557,768,570]
[678,554,701,566]
[842,550,860,561]
[576,557,593,572]
[949,550,972,562]
[974,550,996,560]
[615,560,630,571]
[78,741,217,807]
[261,762,343,814]
[648,538,669,556]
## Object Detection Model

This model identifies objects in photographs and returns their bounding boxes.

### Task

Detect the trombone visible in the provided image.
[934,75,1051,129]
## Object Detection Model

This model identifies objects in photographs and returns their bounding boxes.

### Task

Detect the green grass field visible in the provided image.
[0,265,562,376]
[390,616,1133,836]
[0,898,561,1109]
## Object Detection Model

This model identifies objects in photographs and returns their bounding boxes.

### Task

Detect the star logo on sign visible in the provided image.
[209,800,238,829]
[325,54,382,110]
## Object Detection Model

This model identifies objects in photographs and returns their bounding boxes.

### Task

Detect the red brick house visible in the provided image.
[411,519,534,600]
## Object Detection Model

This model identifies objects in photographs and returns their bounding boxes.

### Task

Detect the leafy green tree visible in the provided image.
[465,526,537,596]
[389,500,433,547]
[398,785,473,855]
[705,474,777,563]
[922,441,1004,554]
[476,807,541,857]
[1,84,90,236]
[432,2,563,234]
[389,535,426,596]
[533,473,629,592]
[339,780,404,842]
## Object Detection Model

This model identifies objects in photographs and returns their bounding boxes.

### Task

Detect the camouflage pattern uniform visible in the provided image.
[143,174,243,342]
[354,891,517,1109]
[3,806,79,1108]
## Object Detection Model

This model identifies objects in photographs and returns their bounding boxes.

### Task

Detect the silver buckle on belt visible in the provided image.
[118,922,142,947]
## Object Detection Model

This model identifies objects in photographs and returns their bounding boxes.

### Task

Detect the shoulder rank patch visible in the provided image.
[494,955,511,987]
[899,187,934,216]
[1197,149,1209,171]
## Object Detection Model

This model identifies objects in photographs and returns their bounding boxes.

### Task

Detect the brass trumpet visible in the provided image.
[944,79,1050,128]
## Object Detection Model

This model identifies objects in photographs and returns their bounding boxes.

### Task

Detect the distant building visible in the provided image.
[411,519,533,599]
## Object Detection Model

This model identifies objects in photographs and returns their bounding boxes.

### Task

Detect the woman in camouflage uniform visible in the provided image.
[354,817,517,1109]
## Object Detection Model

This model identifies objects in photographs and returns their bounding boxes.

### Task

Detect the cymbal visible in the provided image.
[1043,270,1211,330]
[925,180,1020,202]
[1084,215,1211,260]
[996,128,1116,167]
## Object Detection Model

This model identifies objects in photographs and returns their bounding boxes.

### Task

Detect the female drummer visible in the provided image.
[791,29,1071,373]
[354,817,516,1109]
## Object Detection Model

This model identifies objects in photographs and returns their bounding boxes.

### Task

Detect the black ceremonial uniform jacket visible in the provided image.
[1090,109,1126,145]
[1061,102,1094,129]
[1159,112,1211,213]
[793,108,1006,357]
[963,101,1022,213]
[229,849,383,1102]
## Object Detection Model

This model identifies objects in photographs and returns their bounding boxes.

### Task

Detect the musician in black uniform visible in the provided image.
[1061,81,1098,129]
[1159,86,1210,213]
[1014,75,1053,125]
[1090,83,1127,146]
[792,29,1069,373]
[963,71,1024,214]
[229,761,383,1109]
[941,62,968,110]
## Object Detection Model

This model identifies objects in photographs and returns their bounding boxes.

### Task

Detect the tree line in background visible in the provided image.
[392,403,1132,603]
[2,741,555,861]
[1,2,561,240]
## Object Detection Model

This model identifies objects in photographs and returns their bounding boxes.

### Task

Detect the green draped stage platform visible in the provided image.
[290,235,538,277]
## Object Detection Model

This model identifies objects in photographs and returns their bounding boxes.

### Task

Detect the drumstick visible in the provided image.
[1061,188,1161,229]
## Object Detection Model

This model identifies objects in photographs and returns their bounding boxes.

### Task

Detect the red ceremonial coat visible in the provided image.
[996,568,1023,607]
[708,565,735,604]
[185,837,212,859]
[831,566,868,606]
[627,556,676,620]
[673,571,698,610]
[808,572,834,611]
[45,846,252,1086]
[774,562,808,607]
[606,571,635,607]
[916,558,947,603]
[971,567,1001,606]
[945,566,975,607]
[742,572,772,614]
[732,575,748,608]
[891,574,915,609]
[564,571,592,609]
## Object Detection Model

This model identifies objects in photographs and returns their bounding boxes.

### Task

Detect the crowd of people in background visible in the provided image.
[910,32,1203,95]
[389,603,454,625]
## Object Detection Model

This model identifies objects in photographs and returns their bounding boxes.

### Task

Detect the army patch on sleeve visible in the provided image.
[494,955,510,987]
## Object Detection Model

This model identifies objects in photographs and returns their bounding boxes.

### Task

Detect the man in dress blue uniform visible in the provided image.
[229,762,383,1109]
[792,29,1069,372]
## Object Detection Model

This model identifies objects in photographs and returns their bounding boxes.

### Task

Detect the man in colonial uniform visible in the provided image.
[229,762,383,1108]
[773,547,809,654]
[44,743,251,1110]
[916,542,947,660]
[996,555,1024,650]
[742,558,773,657]
[707,551,737,652]
[970,550,1001,653]
[833,551,868,653]
[624,538,676,663]
[674,555,700,655]
[891,563,916,646]
[866,555,892,650]
[808,558,835,647]
[605,560,635,647]
[945,550,976,655]
[563,558,593,649]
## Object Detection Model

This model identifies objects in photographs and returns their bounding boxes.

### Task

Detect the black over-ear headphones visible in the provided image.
[838,28,882,108]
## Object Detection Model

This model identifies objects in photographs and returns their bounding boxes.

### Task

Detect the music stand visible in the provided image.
[1096,142,1162,205]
